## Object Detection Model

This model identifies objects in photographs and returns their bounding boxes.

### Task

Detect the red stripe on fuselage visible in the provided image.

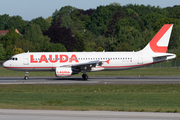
[4,67,55,68]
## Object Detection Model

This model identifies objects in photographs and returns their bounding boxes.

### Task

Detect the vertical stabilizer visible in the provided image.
[140,24,173,53]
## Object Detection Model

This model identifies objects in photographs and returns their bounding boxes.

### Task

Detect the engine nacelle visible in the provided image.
[55,67,72,77]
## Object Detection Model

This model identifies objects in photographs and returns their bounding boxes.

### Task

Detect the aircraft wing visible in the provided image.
[60,60,100,67]
[57,59,110,73]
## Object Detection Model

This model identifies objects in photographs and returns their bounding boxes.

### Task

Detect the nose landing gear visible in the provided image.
[24,71,29,80]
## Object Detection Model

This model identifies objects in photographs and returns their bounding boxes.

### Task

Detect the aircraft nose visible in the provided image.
[3,62,6,68]
[3,61,8,68]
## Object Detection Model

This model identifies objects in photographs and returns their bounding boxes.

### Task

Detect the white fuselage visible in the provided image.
[3,51,176,72]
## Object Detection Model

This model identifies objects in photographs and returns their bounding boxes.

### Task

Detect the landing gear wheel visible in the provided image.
[82,74,88,80]
[24,71,29,80]
[24,76,29,80]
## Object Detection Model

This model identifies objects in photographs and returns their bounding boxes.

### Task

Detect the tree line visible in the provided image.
[0,3,180,60]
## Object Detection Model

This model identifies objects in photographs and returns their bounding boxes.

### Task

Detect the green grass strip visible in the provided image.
[0,84,179,112]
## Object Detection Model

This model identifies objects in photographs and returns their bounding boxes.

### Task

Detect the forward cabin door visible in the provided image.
[23,53,29,65]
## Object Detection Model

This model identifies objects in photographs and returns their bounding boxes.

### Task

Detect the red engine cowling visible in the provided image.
[55,67,72,77]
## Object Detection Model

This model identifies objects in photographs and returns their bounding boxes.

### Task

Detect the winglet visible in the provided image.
[140,24,173,53]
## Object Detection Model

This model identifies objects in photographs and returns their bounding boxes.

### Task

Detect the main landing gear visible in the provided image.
[82,74,88,80]
[24,71,29,80]
[81,69,88,80]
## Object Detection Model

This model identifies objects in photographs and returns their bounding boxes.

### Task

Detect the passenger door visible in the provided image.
[23,53,29,65]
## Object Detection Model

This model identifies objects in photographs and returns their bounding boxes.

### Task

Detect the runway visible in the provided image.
[0,76,180,84]
[0,109,180,120]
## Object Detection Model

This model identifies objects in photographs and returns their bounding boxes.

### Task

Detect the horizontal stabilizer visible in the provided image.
[152,53,176,61]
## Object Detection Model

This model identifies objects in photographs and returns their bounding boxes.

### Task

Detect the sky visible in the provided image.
[0,0,179,21]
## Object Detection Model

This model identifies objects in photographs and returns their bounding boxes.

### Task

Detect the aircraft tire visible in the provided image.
[24,76,29,80]
[82,74,88,80]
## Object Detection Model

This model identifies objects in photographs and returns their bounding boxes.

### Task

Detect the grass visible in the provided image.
[0,84,180,112]
[0,66,180,77]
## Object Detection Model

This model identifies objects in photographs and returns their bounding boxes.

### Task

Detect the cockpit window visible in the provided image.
[10,57,18,61]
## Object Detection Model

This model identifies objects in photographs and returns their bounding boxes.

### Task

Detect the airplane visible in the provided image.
[3,24,176,80]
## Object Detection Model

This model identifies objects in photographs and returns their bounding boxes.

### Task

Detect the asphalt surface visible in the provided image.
[0,76,180,84]
[0,109,180,120]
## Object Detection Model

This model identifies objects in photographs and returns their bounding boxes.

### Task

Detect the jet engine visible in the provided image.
[55,67,72,77]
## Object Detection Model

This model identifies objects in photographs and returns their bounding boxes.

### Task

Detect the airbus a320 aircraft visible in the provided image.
[3,24,176,80]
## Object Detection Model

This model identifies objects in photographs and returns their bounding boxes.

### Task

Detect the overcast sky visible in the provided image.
[0,0,179,21]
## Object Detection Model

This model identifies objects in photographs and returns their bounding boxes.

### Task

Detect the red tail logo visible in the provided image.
[149,24,172,53]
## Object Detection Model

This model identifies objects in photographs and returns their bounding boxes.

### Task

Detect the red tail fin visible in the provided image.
[141,24,173,53]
